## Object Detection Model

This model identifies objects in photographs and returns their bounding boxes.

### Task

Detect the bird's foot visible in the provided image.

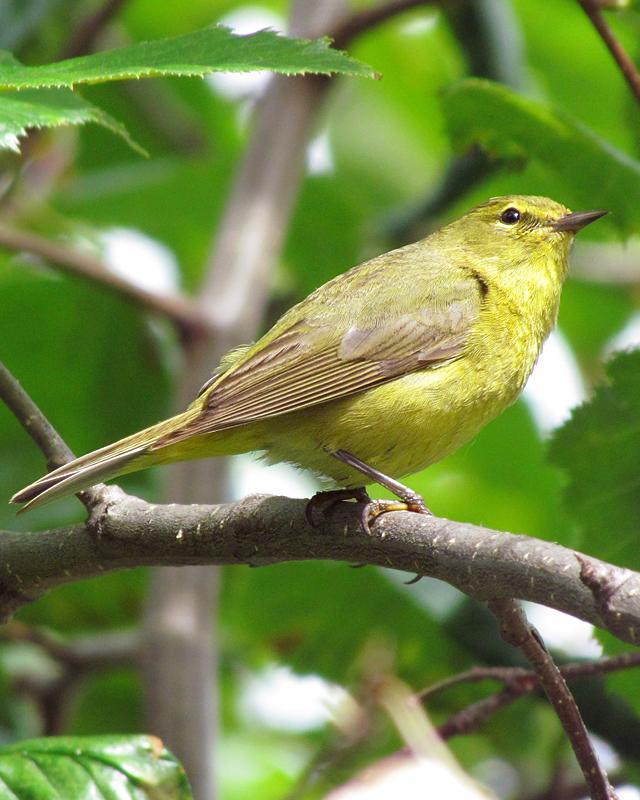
[360,494,432,535]
[305,487,371,528]
[328,449,433,533]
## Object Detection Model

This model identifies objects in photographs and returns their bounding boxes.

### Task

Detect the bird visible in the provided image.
[11,195,606,527]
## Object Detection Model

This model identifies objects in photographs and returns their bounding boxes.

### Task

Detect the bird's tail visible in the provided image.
[10,415,186,513]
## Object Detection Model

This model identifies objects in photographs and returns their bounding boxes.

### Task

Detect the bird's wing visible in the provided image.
[152,272,484,448]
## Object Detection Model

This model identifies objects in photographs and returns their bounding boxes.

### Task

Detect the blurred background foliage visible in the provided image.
[1,0,640,798]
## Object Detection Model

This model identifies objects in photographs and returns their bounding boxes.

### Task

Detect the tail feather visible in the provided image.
[10,415,187,512]
[11,444,148,513]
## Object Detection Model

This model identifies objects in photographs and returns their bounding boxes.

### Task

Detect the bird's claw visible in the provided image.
[305,488,432,536]
[359,497,432,535]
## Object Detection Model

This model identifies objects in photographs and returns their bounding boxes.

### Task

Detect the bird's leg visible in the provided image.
[305,487,371,527]
[332,449,432,533]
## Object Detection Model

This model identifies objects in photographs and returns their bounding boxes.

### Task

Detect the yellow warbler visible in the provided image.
[12,195,606,525]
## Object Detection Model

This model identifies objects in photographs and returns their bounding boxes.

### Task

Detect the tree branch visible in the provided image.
[0,226,211,340]
[577,0,640,103]
[489,599,617,800]
[0,490,639,644]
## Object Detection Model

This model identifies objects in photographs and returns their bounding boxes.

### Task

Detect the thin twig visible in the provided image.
[438,686,519,739]
[420,651,640,701]
[0,362,74,470]
[489,599,617,800]
[0,226,211,340]
[577,0,640,103]
[332,0,435,48]
[0,361,105,508]
[431,652,640,740]
[562,650,640,679]
[420,665,530,699]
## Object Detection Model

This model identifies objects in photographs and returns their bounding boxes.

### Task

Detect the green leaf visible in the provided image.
[442,78,640,235]
[0,26,376,89]
[0,734,192,798]
[0,26,374,154]
[0,52,143,155]
[548,349,640,567]
[0,87,145,154]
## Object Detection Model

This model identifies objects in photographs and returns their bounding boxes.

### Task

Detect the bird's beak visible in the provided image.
[551,209,608,233]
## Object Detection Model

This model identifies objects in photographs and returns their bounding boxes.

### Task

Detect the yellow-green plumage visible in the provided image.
[11,195,605,511]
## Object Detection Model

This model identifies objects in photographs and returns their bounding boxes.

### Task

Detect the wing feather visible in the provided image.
[153,276,483,449]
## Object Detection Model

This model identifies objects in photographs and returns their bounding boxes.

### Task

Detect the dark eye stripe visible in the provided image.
[500,207,520,225]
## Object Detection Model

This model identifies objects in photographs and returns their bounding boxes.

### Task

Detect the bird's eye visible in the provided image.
[500,207,521,225]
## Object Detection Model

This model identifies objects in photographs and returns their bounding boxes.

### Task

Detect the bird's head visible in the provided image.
[445,194,607,284]
[471,195,605,239]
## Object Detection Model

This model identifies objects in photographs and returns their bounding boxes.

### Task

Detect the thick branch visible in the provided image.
[0,226,210,339]
[577,0,640,103]
[489,599,617,800]
[1,491,640,642]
